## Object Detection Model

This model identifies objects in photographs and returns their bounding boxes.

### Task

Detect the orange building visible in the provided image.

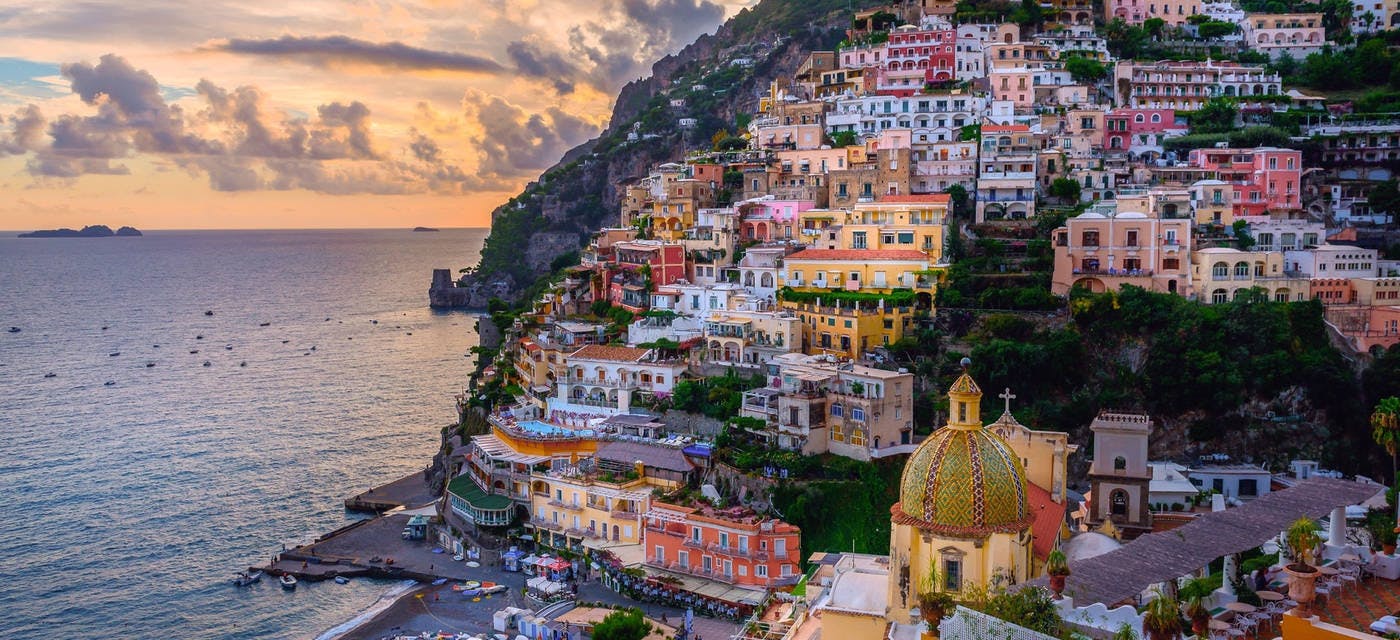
[643,502,801,588]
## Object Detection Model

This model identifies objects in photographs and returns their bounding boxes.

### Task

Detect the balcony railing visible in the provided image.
[1072,268,1156,277]
[612,510,639,519]
[548,499,584,511]
[531,518,563,531]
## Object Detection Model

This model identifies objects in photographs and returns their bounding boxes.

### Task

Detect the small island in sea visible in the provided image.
[18,225,143,238]
[411,226,440,232]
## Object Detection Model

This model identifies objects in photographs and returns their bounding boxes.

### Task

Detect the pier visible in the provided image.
[343,470,436,513]
[256,513,484,583]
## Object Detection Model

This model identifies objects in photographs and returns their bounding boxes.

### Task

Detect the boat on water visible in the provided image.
[43,372,56,378]
[104,381,115,386]
[8,327,20,333]
[109,352,120,357]
[233,570,263,586]
[259,322,270,327]
[279,574,297,590]
[205,310,214,316]
[334,576,349,584]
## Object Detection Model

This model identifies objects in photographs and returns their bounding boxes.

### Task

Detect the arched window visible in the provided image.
[1234,261,1250,277]
[1110,489,1129,517]
[1212,288,1228,304]
[760,272,773,288]
[1212,261,1229,278]
[1150,113,1161,123]
[1113,456,1127,471]
[1134,114,1145,123]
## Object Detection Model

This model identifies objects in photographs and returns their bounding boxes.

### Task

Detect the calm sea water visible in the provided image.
[0,229,487,639]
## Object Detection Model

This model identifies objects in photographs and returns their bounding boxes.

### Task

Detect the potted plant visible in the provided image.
[1283,517,1323,615]
[1185,595,1210,638]
[919,590,956,627]
[1142,594,1184,640]
[1045,549,1071,598]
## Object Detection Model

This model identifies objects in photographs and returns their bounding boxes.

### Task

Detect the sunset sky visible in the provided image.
[0,1,749,230]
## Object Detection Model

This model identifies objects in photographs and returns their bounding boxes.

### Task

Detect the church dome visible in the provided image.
[893,371,1033,537]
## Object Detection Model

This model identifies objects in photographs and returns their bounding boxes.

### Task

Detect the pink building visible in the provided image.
[1104,108,1179,157]
[878,23,957,96]
[1104,0,1201,25]
[1186,147,1303,217]
[738,198,815,242]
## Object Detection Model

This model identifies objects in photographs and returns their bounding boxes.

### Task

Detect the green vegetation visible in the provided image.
[669,369,766,419]
[591,608,652,640]
[1063,56,1108,84]
[1049,177,1082,204]
[780,286,919,308]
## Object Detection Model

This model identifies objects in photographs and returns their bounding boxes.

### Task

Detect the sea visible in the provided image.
[0,228,488,639]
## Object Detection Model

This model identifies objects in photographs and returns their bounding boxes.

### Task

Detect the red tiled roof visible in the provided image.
[1027,482,1065,561]
[787,249,930,261]
[982,124,1030,133]
[568,344,649,362]
[877,194,950,204]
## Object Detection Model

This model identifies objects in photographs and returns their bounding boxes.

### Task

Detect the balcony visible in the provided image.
[531,518,563,532]
[980,193,1036,202]
[683,538,705,548]
[548,499,584,512]
[612,509,640,519]
[559,373,639,389]
[1072,268,1156,278]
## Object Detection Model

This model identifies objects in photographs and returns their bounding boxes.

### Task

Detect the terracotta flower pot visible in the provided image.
[1050,574,1067,597]
[1384,543,1396,555]
[1284,563,1319,616]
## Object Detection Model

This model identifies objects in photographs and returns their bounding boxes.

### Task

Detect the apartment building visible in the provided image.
[741,352,917,459]
[1242,13,1328,60]
[1191,248,1310,303]
[1186,147,1303,217]
[551,345,687,416]
[1051,208,1192,295]
[645,502,802,589]
[1114,60,1281,109]
[781,248,931,358]
[976,124,1038,222]
[1104,0,1202,25]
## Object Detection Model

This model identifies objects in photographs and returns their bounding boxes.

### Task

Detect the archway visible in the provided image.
[1110,489,1129,517]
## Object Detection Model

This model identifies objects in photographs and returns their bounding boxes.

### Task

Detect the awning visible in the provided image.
[1024,477,1384,605]
[643,567,767,606]
[446,475,513,511]
[548,559,571,571]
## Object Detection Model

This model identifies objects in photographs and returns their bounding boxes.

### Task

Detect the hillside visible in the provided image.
[457,0,884,306]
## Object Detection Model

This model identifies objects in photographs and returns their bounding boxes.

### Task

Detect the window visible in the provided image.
[1239,478,1258,497]
[655,546,665,563]
[1212,288,1227,304]
[756,565,769,578]
[691,526,702,542]
[1126,230,1139,247]
[831,404,843,417]
[1113,456,1126,471]
[1110,489,1128,517]
[678,550,689,567]
[943,554,963,591]
[1082,230,1100,246]
[852,407,866,422]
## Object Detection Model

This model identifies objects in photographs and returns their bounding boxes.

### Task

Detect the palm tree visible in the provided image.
[1142,593,1183,640]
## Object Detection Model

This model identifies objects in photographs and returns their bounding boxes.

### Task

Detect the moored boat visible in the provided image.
[233,570,263,586]
[334,576,349,584]
[279,574,297,590]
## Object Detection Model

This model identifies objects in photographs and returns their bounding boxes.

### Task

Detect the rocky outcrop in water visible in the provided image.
[20,224,142,238]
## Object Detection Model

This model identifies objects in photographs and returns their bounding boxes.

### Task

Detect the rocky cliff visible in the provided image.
[447,0,881,307]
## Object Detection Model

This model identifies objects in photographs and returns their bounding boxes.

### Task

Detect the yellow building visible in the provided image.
[780,248,932,358]
[1191,247,1310,304]
[835,196,950,264]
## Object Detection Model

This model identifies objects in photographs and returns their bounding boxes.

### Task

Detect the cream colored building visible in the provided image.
[1191,247,1310,303]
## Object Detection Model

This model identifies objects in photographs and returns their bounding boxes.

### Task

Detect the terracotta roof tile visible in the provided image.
[787,249,931,261]
[1027,483,1064,561]
[568,344,649,362]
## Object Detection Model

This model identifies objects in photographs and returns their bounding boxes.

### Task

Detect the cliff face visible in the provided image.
[455,0,879,306]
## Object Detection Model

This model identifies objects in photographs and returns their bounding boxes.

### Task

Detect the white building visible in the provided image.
[1249,219,1325,252]
[1148,462,1200,510]
[550,345,687,417]
[1284,244,1380,278]
[825,92,987,143]
[955,23,996,81]
[1187,463,1272,501]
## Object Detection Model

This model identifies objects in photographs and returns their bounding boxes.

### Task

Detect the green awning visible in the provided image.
[447,475,513,511]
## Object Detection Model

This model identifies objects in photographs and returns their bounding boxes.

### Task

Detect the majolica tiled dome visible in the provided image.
[892,371,1033,537]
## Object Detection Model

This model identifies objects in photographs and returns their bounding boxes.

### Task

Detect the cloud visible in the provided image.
[8,53,590,196]
[206,35,506,74]
[504,39,583,94]
[460,89,601,186]
[0,104,45,155]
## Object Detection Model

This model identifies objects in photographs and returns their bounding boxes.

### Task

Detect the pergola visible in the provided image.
[1026,477,1383,606]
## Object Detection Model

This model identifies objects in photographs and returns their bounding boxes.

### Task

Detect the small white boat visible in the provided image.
[279,574,297,590]
[334,576,349,584]
[453,554,464,562]
[233,570,263,586]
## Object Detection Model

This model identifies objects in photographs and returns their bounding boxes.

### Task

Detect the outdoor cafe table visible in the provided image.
[1209,620,1232,631]
[1226,602,1257,613]
[1256,591,1285,602]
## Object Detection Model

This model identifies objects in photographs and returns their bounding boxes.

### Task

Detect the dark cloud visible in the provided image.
[505,40,581,94]
[26,154,129,178]
[461,89,600,185]
[207,35,507,74]
[408,128,441,163]
[0,105,45,155]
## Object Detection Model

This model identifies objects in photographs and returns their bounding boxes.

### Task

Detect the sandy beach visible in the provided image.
[326,581,533,640]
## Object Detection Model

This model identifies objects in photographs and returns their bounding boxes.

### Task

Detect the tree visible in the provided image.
[1232,220,1256,251]
[1369,179,1400,223]
[1190,98,1238,135]
[1064,56,1108,83]
[1374,397,1400,479]
[830,130,858,147]
[1198,20,1238,39]
[946,184,971,219]
[591,608,652,640]
[1142,593,1184,640]
[1049,178,1082,204]
[1143,17,1166,39]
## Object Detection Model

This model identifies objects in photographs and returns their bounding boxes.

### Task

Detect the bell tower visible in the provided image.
[1086,412,1153,539]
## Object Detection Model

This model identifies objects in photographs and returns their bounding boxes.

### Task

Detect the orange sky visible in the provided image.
[0,0,753,230]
